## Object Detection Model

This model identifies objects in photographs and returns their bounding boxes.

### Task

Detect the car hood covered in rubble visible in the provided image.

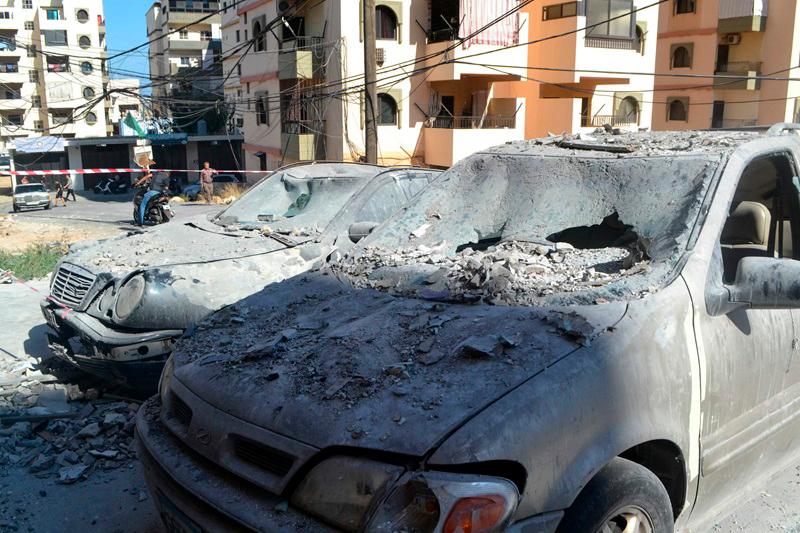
[171,272,626,455]
[170,132,729,455]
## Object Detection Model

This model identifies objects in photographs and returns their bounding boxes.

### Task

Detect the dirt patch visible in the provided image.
[0,215,121,253]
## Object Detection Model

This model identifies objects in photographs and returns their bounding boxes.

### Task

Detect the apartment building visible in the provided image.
[653,0,799,130]
[225,0,528,171]
[107,78,144,135]
[220,0,241,133]
[0,0,109,153]
[146,0,222,119]
[510,0,659,137]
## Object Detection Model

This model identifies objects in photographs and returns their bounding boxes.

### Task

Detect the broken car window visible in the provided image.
[336,152,722,306]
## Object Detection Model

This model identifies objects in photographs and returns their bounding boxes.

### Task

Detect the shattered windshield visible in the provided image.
[335,152,722,305]
[216,163,383,233]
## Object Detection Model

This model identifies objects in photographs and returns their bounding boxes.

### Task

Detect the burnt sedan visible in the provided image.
[41,163,439,391]
[139,126,800,532]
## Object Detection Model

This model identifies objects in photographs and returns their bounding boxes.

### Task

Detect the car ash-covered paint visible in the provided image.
[141,129,800,532]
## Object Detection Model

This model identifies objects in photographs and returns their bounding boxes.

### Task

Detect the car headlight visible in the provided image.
[369,472,519,533]
[291,457,519,533]
[114,274,145,320]
[158,355,174,404]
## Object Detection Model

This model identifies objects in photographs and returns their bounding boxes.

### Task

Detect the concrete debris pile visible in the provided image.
[337,240,650,305]
[0,361,138,484]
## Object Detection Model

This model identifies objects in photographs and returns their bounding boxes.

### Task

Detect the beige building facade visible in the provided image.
[146,0,222,118]
[0,0,110,152]
[653,0,800,130]
[223,0,528,171]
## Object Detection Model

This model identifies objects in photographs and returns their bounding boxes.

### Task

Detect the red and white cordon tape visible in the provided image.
[6,168,269,176]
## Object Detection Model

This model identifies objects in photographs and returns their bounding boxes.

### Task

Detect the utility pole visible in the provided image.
[363,0,378,164]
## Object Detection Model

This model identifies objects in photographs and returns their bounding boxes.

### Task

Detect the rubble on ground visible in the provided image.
[0,359,139,485]
[335,240,651,306]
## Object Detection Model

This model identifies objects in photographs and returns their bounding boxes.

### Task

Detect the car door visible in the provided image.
[690,149,800,522]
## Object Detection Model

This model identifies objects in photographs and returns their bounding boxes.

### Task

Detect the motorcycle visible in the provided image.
[133,185,174,225]
[94,175,131,195]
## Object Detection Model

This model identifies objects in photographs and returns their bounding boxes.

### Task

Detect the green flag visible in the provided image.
[123,111,146,138]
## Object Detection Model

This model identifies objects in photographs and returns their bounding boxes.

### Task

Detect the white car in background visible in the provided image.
[12,183,51,212]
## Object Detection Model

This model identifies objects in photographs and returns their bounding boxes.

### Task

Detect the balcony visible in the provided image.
[714,61,762,90]
[168,1,220,12]
[0,39,19,56]
[580,114,639,128]
[167,10,220,26]
[423,114,523,167]
[278,37,326,80]
[0,97,25,110]
[281,120,326,161]
[167,38,220,52]
[719,0,767,32]
[712,118,758,129]
[0,15,16,31]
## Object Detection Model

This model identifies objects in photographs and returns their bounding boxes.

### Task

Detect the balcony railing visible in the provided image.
[281,119,324,135]
[580,114,639,128]
[713,118,758,129]
[716,61,762,73]
[168,1,219,13]
[584,36,638,50]
[427,26,460,43]
[425,115,517,129]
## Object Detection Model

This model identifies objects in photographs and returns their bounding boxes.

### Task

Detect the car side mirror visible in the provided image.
[348,221,380,244]
[729,256,800,309]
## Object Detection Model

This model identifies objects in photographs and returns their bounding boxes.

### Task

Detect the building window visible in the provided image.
[586,0,634,39]
[180,57,190,66]
[667,98,689,121]
[46,9,61,20]
[43,30,68,46]
[237,64,241,76]
[76,9,89,23]
[256,92,269,125]
[244,29,248,41]
[27,44,36,58]
[79,35,91,49]
[377,93,398,125]
[543,1,578,20]
[201,30,212,41]
[31,95,40,107]
[34,120,42,131]
[675,0,696,14]
[671,45,692,68]
[4,115,21,125]
[83,86,95,98]
[29,71,38,82]
[253,21,265,51]
[85,112,97,125]
[52,112,71,125]
[24,21,34,30]
[81,61,93,74]
[22,0,32,9]
[0,11,11,19]
[179,29,188,39]
[236,29,240,42]
[376,5,398,40]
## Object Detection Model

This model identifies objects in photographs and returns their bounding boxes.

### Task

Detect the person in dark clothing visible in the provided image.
[64,174,77,201]
[133,163,170,225]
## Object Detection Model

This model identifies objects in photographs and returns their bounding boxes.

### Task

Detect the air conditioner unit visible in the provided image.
[376,48,385,67]
[720,33,741,45]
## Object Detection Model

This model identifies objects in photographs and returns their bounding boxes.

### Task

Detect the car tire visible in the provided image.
[44,202,51,210]
[557,457,674,533]
[12,204,18,212]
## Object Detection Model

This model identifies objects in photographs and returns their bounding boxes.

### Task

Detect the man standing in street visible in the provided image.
[65,173,77,202]
[200,161,216,203]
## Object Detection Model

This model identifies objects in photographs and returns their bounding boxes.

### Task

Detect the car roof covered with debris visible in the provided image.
[484,130,762,158]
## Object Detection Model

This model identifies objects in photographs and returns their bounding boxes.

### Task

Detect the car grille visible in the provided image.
[231,435,295,477]
[22,195,34,202]
[50,264,96,308]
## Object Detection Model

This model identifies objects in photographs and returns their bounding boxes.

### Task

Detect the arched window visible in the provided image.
[377,93,398,125]
[675,0,695,14]
[671,46,691,68]
[80,61,93,74]
[85,111,97,125]
[635,25,645,55]
[617,96,639,123]
[83,86,95,99]
[375,5,398,40]
[668,99,688,121]
[253,21,265,52]
[76,9,89,23]
[79,35,91,49]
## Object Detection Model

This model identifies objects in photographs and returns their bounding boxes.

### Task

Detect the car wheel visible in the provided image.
[557,457,673,533]
[44,202,51,210]
[12,204,18,212]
